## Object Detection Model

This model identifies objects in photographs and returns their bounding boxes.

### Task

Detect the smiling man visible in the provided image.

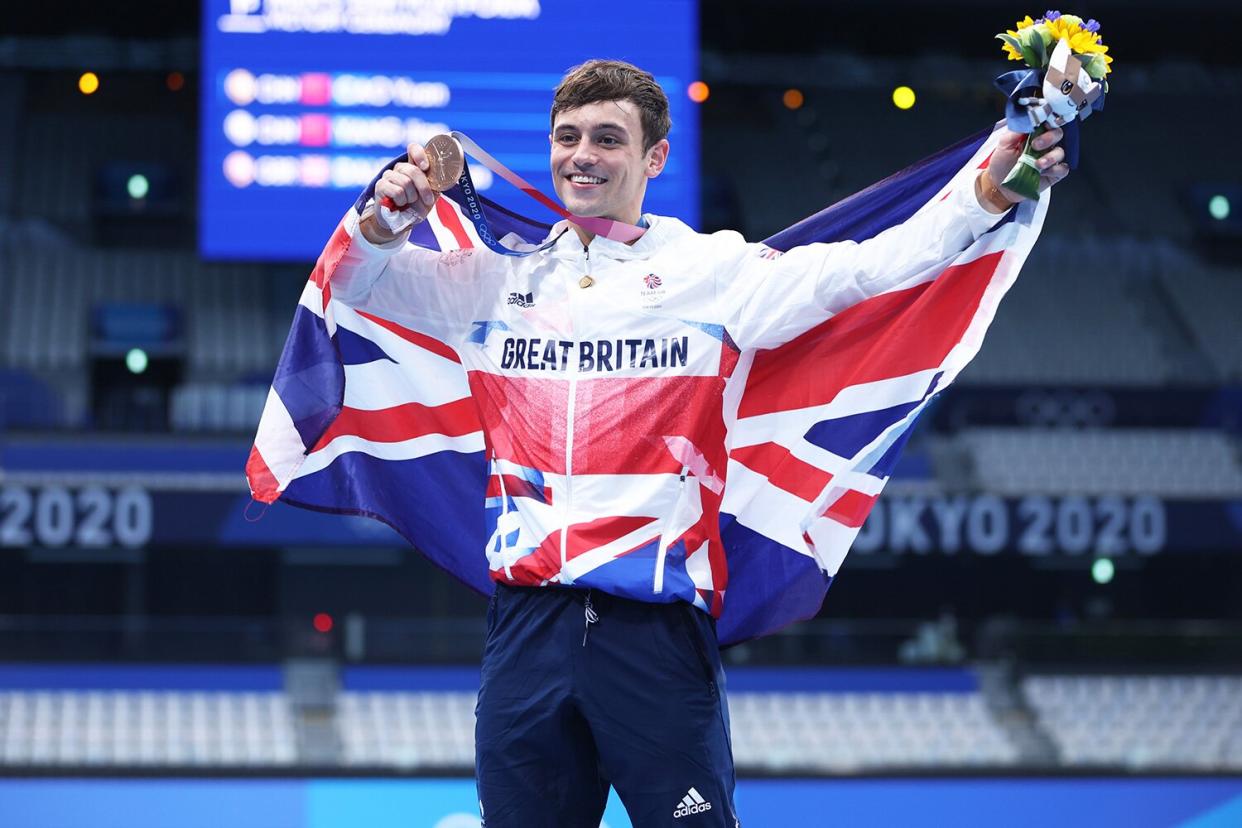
[333,59,1069,827]
[549,92,670,244]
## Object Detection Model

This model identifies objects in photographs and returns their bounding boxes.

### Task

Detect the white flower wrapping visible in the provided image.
[1017,38,1104,130]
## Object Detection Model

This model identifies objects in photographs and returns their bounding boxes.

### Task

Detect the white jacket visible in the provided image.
[328,183,1001,614]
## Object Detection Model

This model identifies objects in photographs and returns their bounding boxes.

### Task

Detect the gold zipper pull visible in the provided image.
[579,245,593,288]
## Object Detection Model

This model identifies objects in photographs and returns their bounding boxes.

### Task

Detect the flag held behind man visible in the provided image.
[246,126,1047,646]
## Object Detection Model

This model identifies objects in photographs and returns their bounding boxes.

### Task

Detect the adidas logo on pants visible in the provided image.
[674,787,713,818]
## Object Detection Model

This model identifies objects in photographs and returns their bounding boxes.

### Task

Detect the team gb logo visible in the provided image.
[640,273,667,308]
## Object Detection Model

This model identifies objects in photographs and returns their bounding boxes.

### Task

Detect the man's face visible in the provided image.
[549,99,669,225]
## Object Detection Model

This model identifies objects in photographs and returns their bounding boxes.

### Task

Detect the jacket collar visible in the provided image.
[542,214,694,262]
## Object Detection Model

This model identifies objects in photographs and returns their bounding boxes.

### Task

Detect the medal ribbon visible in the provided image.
[379,131,646,256]
[450,131,645,244]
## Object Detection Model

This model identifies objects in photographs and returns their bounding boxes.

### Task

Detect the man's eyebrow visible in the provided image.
[554,122,631,135]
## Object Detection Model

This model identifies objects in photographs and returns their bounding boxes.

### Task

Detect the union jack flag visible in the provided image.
[247,126,1046,645]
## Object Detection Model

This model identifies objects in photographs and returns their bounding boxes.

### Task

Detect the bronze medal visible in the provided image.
[424,134,464,192]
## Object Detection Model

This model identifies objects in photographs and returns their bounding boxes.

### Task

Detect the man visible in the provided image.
[331,60,1067,827]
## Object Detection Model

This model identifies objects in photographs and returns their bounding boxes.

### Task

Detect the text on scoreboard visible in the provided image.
[200,0,700,260]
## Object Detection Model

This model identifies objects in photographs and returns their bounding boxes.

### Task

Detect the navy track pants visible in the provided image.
[475,583,739,827]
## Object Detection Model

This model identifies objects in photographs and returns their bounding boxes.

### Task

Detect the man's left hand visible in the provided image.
[977,127,1070,211]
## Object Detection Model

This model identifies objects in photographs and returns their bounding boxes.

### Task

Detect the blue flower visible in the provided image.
[1085,18,1100,32]
[1044,10,1062,20]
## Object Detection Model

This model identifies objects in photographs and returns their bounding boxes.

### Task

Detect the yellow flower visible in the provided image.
[1001,17,1040,62]
[998,13,1113,75]
[1043,16,1073,43]
[1038,13,1113,75]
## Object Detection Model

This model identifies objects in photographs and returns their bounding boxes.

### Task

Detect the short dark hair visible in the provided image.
[550,59,671,152]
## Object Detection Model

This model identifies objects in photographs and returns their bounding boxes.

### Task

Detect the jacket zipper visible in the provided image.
[560,244,588,578]
[653,464,689,594]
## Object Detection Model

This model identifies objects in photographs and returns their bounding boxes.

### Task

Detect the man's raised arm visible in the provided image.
[324,141,501,346]
[714,126,1069,352]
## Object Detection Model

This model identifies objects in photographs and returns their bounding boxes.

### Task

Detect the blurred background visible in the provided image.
[1,1,1240,826]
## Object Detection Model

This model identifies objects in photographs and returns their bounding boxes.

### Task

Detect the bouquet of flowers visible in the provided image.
[994,11,1112,199]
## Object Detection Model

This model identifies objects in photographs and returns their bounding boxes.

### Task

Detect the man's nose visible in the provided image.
[571,142,598,166]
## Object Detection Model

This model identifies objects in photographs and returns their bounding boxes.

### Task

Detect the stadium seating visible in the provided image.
[1024,674,1242,770]
[0,245,276,375]
[961,238,1185,386]
[1159,256,1242,381]
[0,690,296,766]
[728,690,1018,770]
[336,686,1019,772]
[338,691,476,768]
[169,383,267,433]
[5,667,1242,771]
[958,235,1242,386]
[14,111,190,226]
[959,427,1242,497]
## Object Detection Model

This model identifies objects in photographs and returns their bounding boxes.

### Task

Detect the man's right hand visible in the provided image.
[360,142,440,244]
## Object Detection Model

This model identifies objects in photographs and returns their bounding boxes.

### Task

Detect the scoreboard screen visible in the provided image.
[199,0,699,260]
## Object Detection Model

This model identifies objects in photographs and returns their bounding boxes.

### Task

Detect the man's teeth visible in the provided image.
[570,175,606,184]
